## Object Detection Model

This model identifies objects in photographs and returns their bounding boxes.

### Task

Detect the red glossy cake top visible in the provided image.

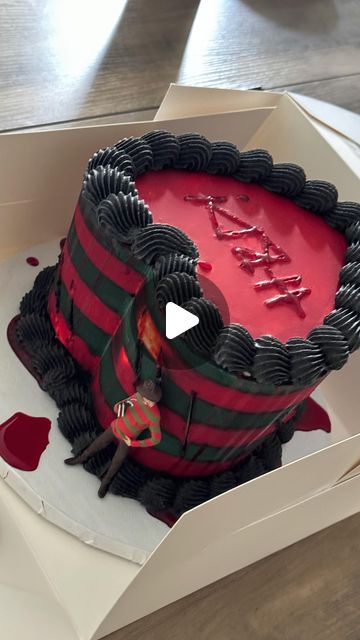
[136,169,346,342]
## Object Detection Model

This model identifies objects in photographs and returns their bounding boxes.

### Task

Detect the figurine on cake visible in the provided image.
[65,379,162,498]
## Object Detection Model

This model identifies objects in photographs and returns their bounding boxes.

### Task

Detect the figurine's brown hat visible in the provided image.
[137,379,162,403]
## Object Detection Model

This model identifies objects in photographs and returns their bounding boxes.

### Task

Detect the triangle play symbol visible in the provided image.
[165,302,199,340]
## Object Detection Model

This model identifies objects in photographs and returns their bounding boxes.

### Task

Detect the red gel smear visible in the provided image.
[295,397,331,433]
[26,257,39,267]
[146,509,177,527]
[198,260,213,272]
[0,412,51,471]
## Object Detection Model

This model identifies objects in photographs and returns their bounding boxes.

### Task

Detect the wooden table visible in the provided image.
[1,0,360,131]
[1,1,360,638]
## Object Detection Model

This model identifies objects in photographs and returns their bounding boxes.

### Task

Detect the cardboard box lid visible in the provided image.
[155,83,360,146]
[155,84,360,177]
[0,109,271,259]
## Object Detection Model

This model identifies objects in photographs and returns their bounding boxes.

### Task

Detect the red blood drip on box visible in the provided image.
[26,256,39,267]
[0,412,51,471]
[198,260,213,272]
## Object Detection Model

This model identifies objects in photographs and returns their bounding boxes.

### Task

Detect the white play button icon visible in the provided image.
[165,302,199,339]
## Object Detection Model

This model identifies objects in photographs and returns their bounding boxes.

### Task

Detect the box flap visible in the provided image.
[156,84,360,148]
[0,584,79,640]
[0,481,140,640]
[155,83,280,120]
[0,110,273,258]
[246,95,360,200]
[0,481,58,598]
[289,92,360,146]
[96,474,360,638]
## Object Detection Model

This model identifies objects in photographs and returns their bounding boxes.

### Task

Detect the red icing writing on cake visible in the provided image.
[254,268,311,319]
[184,194,311,317]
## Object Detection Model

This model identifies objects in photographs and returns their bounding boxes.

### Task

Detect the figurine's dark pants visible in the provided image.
[64,428,129,498]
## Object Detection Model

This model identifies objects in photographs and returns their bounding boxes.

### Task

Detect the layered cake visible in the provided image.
[15,130,360,518]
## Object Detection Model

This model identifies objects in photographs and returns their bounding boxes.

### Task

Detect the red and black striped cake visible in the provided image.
[17,131,360,516]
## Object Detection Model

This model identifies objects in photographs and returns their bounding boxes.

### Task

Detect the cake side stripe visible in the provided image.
[61,244,121,335]
[119,303,286,428]
[127,447,252,476]
[114,342,279,448]
[57,282,109,357]
[56,269,317,428]
[55,283,298,434]
[66,225,133,318]
[148,277,320,399]
[159,406,277,449]
[49,284,274,476]
[146,288,320,407]
[91,364,262,475]
[100,329,274,462]
[48,292,100,373]
[163,361,315,414]
[75,201,147,292]
[92,366,121,427]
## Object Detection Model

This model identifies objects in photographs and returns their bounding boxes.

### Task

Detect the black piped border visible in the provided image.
[81,130,360,388]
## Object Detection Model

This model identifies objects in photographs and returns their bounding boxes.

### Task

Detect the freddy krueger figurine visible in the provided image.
[65,379,162,498]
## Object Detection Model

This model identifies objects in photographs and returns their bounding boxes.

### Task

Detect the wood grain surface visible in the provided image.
[1,0,360,131]
[1,2,360,639]
[107,512,360,640]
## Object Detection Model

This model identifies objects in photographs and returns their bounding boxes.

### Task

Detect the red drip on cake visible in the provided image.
[136,170,346,341]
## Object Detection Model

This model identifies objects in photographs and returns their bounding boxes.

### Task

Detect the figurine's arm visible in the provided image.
[129,420,162,448]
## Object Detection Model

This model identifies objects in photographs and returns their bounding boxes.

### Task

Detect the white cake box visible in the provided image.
[1,87,360,640]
